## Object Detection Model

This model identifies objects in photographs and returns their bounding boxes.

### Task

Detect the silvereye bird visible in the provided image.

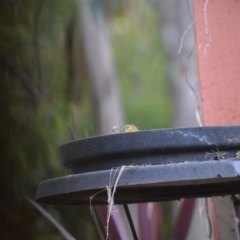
[112,124,139,133]
[124,124,139,132]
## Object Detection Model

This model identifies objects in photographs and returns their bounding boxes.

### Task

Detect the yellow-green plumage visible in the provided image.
[124,124,139,132]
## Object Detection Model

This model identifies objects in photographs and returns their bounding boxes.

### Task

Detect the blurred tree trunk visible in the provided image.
[78,1,128,239]
[157,1,205,240]
[157,0,200,128]
[79,0,124,135]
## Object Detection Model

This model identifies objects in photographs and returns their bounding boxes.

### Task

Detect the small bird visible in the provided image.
[124,124,139,132]
[112,124,139,133]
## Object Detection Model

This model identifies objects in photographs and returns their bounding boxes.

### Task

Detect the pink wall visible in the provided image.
[193,0,240,125]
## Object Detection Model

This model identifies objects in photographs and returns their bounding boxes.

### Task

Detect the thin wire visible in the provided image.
[205,198,212,239]
[92,206,105,240]
[186,0,193,19]
[184,1,212,238]
[185,46,203,126]
[123,204,138,240]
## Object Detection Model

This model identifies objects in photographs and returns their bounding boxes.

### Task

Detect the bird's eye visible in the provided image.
[127,126,132,130]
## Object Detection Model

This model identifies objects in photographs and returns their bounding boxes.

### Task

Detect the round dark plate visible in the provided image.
[36,126,240,205]
[59,126,240,174]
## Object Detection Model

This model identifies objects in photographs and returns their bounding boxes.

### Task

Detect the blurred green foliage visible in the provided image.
[0,0,172,239]
[111,0,173,130]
